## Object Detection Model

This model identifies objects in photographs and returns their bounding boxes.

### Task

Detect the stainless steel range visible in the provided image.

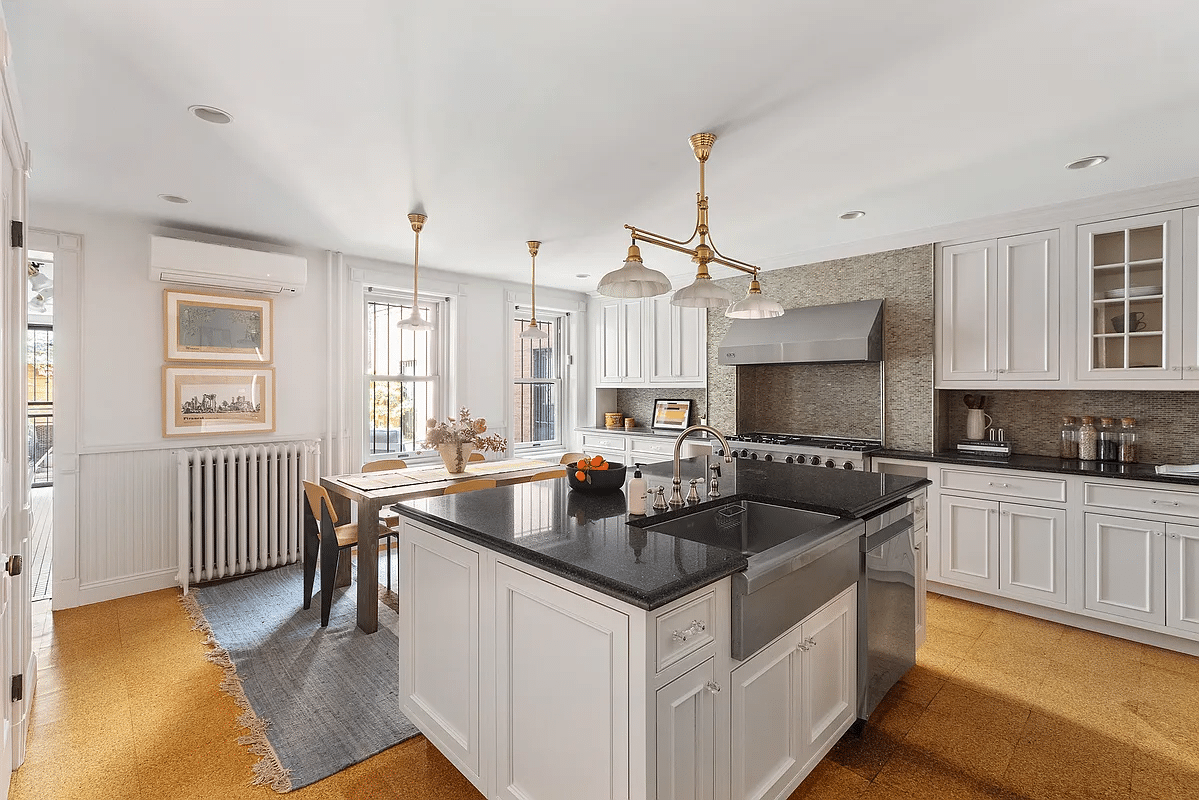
[716,432,882,471]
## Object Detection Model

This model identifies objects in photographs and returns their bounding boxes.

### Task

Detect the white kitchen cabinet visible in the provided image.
[495,561,631,800]
[998,502,1067,606]
[655,659,716,800]
[1167,523,1199,635]
[936,230,1059,385]
[594,296,706,388]
[939,494,998,592]
[398,524,483,793]
[1084,512,1166,626]
[730,586,856,800]
[912,494,928,648]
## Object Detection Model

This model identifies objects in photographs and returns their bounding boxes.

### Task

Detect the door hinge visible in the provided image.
[10,219,23,249]
[11,674,22,703]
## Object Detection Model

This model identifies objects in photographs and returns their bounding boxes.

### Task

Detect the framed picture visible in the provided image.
[163,365,275,437]
[164,289,273,363]
[652,399,692,430]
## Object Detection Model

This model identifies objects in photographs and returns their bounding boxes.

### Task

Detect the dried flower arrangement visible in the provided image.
[423,407,507,472]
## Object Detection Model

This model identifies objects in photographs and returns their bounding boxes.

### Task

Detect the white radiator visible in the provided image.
[176,439,321,593]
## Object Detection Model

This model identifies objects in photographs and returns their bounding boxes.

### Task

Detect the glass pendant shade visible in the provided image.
[29,297,46,314]
[397,308,434,331]
[520,321,549,340]
[726,278,784,319]
[597,244,672,298]
[671,273,734,309]
[28,268,51,292]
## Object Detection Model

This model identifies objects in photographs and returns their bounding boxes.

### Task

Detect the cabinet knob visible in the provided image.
[989,509,997,515]
[998,369,1007,373]
[1171,533,1179,539]
[1156,531,1163,537]
[705,680,722,694]
[1002,511,1010,517]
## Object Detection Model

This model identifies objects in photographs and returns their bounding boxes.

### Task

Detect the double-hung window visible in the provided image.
[365,295,441,458]
[512,308,566,452]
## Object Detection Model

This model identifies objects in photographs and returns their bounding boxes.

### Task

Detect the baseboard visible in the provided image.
[54,568,180,609]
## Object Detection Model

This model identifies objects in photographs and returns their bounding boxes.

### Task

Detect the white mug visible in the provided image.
[966,409,993,441]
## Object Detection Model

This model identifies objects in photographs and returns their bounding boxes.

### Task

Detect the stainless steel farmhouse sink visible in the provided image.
[636,500,864,659]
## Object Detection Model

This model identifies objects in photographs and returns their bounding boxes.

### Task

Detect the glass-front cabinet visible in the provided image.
[1077,210,1184,381]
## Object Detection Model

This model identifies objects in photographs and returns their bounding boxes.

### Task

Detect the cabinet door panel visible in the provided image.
[624,300,645,383]
[801,587,856,765]
[1000,502,1067,606]
[731,628,802,800]
[1167,523,1199,634]
[648,297,706,386]
[997,231,1059,380]
[599,301,623,384]
[495,563,630,800]
[939,495,998,591]
[399,524,482,784]
[939,241,997,381]
[656,659,715,800]
[1084,513,1165,625]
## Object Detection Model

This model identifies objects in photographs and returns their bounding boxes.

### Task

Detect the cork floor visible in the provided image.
[16,589,1199,800]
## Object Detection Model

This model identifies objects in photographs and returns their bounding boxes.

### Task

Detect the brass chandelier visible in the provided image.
[598,132,784,319]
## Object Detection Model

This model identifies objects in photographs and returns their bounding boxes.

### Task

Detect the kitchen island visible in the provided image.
[392,457,928,800]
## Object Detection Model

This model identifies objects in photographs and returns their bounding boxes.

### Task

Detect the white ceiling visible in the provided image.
[8,0,1199,290]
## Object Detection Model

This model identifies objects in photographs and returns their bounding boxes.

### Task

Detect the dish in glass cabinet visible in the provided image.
[1100,286,1162,300]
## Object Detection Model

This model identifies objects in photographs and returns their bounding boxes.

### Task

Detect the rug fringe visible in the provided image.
[180,591,294,793]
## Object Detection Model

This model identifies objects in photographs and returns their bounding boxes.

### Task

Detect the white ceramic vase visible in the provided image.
[437,442,476,474]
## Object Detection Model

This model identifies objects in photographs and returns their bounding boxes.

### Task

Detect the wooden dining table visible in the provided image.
[321,457,565,633]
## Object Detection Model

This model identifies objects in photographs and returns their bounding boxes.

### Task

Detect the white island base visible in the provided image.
[398,517,858,800]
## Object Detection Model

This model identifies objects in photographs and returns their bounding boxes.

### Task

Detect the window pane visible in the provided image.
[366,296,439,457]
[366,300,435,376]
[368,379,435,454]
[512,381,557,444]
[513,317,555,379]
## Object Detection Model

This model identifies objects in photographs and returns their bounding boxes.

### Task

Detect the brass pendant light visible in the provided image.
[397,213,435,331]
[520,241,549,340]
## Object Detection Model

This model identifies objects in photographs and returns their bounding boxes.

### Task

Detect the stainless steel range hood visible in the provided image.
[718,299,885,365]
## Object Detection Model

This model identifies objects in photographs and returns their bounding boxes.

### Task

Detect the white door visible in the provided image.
[1166,523,1199,635]
[494,563,630,800]
[730,624,803,800]
[398,524,482,791]
[999,502,1067,606]
[938,494,998,591]
[996,231,1059,380]
[655,658,715,800]
[799,588,856,768]
[938,240,997,382]
[1084,513,1165,625]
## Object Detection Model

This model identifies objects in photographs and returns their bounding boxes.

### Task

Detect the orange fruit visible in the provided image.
[590,455,605,467]
[575,470,586,481]
[595,462,609,470]
[576,459,589,470]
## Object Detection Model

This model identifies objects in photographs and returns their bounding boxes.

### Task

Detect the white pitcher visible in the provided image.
[966,409,993,441]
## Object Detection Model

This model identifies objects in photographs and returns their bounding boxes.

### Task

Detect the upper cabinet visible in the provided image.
[937,230,1059,385]
[595,296,706,388]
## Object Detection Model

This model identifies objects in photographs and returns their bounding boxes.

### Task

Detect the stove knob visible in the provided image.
[843,462,855,470]
[825,459,836,468]
[740,449,749,458]
[810,456,822,466]
[785,456,795,464]
[749,452,759,460]
[764,454,773,462]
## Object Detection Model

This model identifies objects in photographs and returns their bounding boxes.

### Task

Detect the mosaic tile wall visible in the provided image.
[707,244,935,451]
[937,389,1199,465]
[612,388,708,430]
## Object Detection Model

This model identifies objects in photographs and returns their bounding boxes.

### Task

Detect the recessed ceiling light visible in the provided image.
[159,194,190,204]
[189,105,233,124]
[1066,155,1108,170]
[575,273,590,279]
[839,210,866,220]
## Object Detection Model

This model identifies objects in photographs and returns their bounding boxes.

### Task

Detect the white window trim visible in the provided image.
[510,302,570,455]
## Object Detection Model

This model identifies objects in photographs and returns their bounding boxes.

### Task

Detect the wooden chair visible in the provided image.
[560,452,586,465]
[525,469,564,482]
[468,451,486,462]
[442,478,497,495]
[362,458,408,473]
[301,480,397,627]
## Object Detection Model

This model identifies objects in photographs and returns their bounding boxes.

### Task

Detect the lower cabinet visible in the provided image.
[655,659,716,800]
[730,586,856,800]
[494,562,631,800]
[1168,523,1199,635]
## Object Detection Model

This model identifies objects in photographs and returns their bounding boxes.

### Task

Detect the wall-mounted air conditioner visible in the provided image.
[149,235,308,295]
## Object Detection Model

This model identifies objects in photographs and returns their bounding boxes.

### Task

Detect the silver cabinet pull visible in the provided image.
[1151,499,1181,506]
[988,481,1011,488]
[705,680,721,694]
[672,619,707,642]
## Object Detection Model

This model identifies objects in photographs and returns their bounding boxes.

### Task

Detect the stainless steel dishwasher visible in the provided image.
[856,499,917,723]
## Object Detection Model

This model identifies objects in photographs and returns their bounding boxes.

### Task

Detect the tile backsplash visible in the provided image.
[937,390,1199,465]
[612,388,707,430]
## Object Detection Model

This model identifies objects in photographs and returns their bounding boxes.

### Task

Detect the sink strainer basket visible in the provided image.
[715,504,745,531]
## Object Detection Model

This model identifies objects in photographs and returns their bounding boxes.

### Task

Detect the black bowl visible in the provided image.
[566,461,627,493]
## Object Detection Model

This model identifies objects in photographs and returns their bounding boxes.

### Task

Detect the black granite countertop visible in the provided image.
[576,425,716,440]
[393,457,929,610]
[875,449,1199,487]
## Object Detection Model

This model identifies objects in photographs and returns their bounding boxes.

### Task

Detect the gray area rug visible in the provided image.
[182,562,418,792]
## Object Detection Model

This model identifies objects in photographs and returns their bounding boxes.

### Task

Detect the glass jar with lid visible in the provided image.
[1059,416,1079,459]
[1118,417,1138,463]
[1078,416,1098,461]
[1098,417,1119,462]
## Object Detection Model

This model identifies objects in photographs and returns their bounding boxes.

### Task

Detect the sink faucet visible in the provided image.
[671,425,733,507]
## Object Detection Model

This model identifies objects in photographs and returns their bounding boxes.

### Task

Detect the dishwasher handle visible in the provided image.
[863,516,914,552]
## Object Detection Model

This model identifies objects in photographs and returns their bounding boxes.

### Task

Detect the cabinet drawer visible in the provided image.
[940,468,1067,502]
[630,436,675,457]
[581,433,628,453]
[655,591,716,672]
[1084,482,1199,517]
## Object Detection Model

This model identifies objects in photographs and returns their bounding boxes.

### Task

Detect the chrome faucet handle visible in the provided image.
[686,479,701,504]
[652,485,670,511]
